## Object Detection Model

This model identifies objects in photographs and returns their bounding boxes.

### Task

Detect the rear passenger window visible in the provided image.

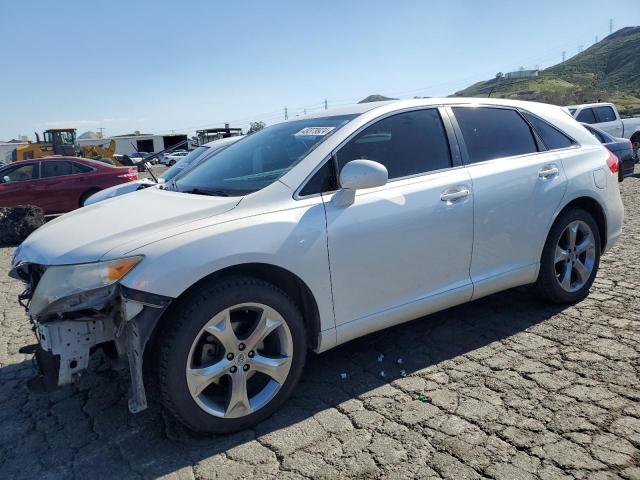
[452,107,538,163]
[41,161,72,178]
[594,106,616,123]
[522,112,575,150]
[336,109,451,180]
[576,108,597,124]
[300,159,337,196]
[72,162,93,174]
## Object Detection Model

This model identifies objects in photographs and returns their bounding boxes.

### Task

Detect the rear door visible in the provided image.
[593,105,623,138]
[448,106,569,298]
[0,162,39,208]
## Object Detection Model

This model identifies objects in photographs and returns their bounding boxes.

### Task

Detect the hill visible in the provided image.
[358,94,397,103]
[452,27,640,115]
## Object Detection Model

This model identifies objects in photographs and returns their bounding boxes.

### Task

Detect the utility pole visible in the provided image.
[609,18,613,34]
[595,35,598,44]
[562,51,566,62]
[324,99,328,110]
[97,127,105,139]
[284,107,288,121]
[578,45,583,54]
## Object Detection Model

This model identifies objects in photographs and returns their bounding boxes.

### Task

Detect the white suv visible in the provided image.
[10,99,623,434]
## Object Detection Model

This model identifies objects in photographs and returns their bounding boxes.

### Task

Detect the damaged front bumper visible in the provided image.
[12,261,172,414]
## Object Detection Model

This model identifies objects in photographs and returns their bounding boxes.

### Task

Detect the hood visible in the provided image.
[17,187,241,265]
[84,179,156,206]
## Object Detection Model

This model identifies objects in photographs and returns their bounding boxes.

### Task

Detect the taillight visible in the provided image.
[117,169,138,181]
[606,151,619,174]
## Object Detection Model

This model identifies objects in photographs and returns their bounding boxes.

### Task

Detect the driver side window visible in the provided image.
[335,109,452,180]
[1,164,36,183]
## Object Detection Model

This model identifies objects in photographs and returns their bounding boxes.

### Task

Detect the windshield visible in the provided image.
[161,146,211,182]
[175,115,356,196]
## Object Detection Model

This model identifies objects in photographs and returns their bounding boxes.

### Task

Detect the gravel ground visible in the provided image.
[1,173,639,479]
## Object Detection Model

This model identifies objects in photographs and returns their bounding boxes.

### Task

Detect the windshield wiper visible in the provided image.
[182,187,229,197]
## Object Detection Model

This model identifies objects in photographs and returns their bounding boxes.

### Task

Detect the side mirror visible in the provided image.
[1,176,9,184]
[333,159,388,206]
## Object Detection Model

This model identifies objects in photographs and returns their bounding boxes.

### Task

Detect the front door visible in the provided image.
[323,108,474,331]
[0,162,39,208]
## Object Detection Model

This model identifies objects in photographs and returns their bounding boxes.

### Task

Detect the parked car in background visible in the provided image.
[567,102,640,157]
[160,150,188,166]
[581,123,635,181]
[11,99,623,434]
[85,136,243,205]
[0,156,137,215]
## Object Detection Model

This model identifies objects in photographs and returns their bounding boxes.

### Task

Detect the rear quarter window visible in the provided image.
[522,112,575,150]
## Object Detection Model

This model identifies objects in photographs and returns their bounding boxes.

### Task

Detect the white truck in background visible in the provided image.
[566,102,640,157]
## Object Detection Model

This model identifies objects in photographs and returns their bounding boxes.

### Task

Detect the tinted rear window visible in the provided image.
[595,106,616,123]
[522,112,575,150]
[41,161,72,178]
[452,107,538,163]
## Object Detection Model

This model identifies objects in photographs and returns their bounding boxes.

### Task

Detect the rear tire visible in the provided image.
[157,276,307,435]
[536,208,601,303]
[79,189,100,207]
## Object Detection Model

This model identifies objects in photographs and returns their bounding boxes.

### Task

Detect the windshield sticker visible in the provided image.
[294,126,336,137]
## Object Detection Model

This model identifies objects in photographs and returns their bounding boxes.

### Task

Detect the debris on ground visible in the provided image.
[340,373,347,380]
[397,358,403,365]
[377,354,384,362]
[400,369,406,377]
[417,393,427,402]
[380,370,385,377]
[0,205,45,247]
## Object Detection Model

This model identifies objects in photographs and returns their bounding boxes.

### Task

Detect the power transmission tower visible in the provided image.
[97,127,105,139]
[284,107,288,120]
[578,45,583,54]
[562,51,566,62]
[324,99,328,110]
[595,35,598,43]
[609,18,613,34]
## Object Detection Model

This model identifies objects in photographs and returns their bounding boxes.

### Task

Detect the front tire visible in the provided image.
[157,276,307,434]
[536,208,601,303]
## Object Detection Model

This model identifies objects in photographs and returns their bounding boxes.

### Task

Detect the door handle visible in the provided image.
[441,186,470,202]
[538,165,559,179]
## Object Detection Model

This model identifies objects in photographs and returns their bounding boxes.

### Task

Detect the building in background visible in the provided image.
[504,68,539,79]
[0,139,28,162]
[196,124,243,146]
[101,132,189,155]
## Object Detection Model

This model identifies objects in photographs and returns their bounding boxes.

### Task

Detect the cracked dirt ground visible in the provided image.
[1,177,640,480]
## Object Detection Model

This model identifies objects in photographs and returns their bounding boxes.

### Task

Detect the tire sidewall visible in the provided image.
[539,208,601,303]
[159,278,307,434]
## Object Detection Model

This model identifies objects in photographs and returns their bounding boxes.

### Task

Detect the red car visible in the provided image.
[0,157,137,216]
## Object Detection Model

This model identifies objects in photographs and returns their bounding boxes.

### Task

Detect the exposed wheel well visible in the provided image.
[170,263,322,351]
[558,197,607,251]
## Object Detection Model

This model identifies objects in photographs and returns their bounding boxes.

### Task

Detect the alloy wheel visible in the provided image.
[186,303,293,419]
[554,220,596,293]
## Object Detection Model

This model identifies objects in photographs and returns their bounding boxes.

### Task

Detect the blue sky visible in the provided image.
[1,0,639,140]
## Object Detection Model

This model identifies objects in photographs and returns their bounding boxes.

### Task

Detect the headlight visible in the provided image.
[30,256,143,318]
